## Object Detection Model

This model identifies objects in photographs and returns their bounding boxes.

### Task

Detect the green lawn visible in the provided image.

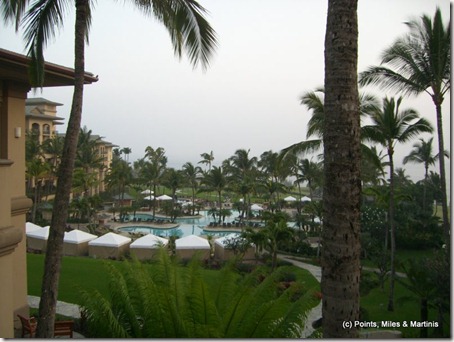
[27,253,320,306]
[361,276,447,338]
[27,252,448,337]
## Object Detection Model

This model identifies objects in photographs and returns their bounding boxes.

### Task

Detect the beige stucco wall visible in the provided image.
[0,81,32,337]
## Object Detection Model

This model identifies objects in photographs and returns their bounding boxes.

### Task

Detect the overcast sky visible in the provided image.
[1,0,450,184]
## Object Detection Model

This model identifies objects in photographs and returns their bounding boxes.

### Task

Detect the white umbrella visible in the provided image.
[144,195,155,200]
[301,196,312,202]
[284,196,297,202]
[141,189,154,195]
[157,194,172,201]
[251,204,264,211]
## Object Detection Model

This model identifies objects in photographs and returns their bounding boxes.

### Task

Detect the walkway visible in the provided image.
[27,296,84,338]
[277,254,322,338]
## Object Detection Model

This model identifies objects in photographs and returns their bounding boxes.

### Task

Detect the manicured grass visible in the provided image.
[361,275,446,338]
[361,248,438,272]
[27,253,320,307]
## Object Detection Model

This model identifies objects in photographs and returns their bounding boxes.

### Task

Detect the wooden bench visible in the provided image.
[17,314,74,338]
[54,320,74,338]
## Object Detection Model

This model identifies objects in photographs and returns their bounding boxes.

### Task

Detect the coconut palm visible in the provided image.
[362,96,433,312]
[403,137,448,211]
[227,149,258,218]
[42,134,64,193]
[281,87,379,158]
[182,162,202,215]
[321,0,362,337]
[26,157,50,222]
[359,8,451,245]
[199,150,214,171]
[200,166,229,221]
[4,1,217,335]
[294,158,322,200]
[396,258,438,338]
[121,147,132,162]
[106,158,133,218]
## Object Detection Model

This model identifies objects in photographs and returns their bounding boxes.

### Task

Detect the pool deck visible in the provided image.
[109,212,205,231]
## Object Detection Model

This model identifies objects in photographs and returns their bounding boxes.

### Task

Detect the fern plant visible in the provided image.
[79,249,318,338]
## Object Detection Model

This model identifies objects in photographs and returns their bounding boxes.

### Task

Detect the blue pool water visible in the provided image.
[118,211,238,238]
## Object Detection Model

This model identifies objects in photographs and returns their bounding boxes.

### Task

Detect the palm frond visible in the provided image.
[137,0,217,70]
[21,0,71,86]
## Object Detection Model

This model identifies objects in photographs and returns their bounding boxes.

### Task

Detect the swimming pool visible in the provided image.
[118,211,239,238]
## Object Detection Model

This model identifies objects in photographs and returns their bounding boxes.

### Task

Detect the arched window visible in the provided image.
[32,123,40,134]
[43,124,50,135]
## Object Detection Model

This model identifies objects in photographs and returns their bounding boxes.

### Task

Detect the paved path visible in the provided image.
[27,296,84,338]
[277,254,322,338]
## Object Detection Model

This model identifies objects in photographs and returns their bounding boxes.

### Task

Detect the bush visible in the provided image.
[360,271,379,297]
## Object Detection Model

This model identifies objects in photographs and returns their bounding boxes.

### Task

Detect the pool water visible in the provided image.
[118,211,239,238]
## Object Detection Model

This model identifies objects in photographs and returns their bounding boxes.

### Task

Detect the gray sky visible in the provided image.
[1,0,450,184]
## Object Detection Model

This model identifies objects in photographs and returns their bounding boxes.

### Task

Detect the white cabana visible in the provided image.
[130,234,168,260]
[26,222,42,234]
[214,234,256,261]
[141,189,154,195]
[88,232,131,260]
[301,196,312,202]
[284,196,297,202]
[26,226,50,252]
[250,203,264,211]
[157,194,172,201]
[63,229,98,256]
[175,234,210,260]
[144,195,155,200]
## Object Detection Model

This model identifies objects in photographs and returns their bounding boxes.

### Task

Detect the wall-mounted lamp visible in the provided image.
[14,127,21,138]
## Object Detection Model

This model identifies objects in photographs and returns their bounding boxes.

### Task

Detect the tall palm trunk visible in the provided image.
[321,0,361,337]
[36,0,88,337]
[434,101,450,248]
[386,147,396,311]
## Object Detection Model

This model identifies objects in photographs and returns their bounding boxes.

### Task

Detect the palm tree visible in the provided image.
[42,134,64,195]
[182,162,202,216]
[403,137,448,211]
[322,0,361,337]
[199,150,214,171]
[121,147,132,162]
[362,96,433,312]
[200,166,229,222]
[281,87,379,158]
[228,149,258,218]
[263,216,295,271]
[397,258,438,338]
[26,158,50,222]
[294,158,322,200]
[106,158,133,220]
[142,147,167,219]
[359,8,451,246]
[5,1,217,336]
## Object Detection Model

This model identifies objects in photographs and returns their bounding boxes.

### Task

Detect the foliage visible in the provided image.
[79,251,317,338]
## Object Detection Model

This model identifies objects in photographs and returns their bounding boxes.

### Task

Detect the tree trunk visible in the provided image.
[387,150,396,311]
[321,0,361,337]
[434,101,450,249]
[36,0,88,337]
[420,298,428,338]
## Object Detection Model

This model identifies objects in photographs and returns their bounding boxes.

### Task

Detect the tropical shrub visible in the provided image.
[79,250,317,338]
